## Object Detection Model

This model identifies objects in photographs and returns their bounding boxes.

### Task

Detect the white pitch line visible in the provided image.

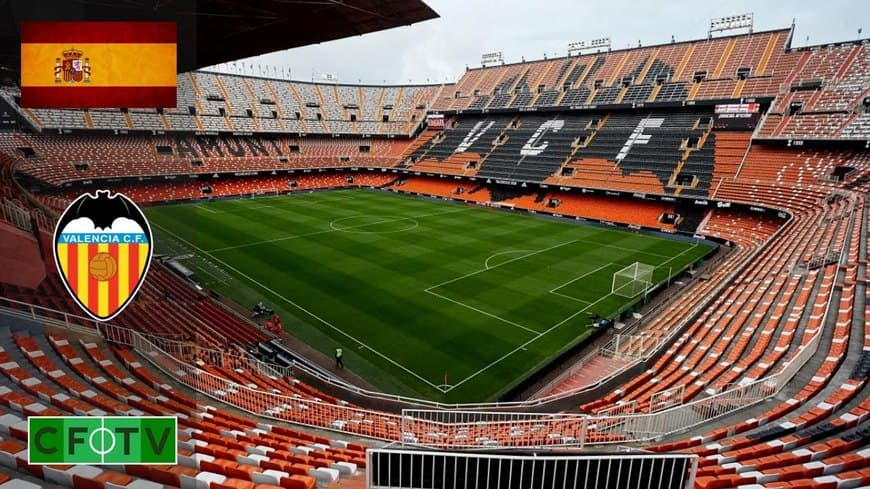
[483,249,533,270]
[425,239,580,292]
[572,238,673,259]
[549,291,593,305]
[424,289,541,335]
[549,262,617,294]
[208,207,467,252]
[426,256,611,334]
[227,192,361,211]
[444,246,703,392]
[654,242,701,269]
[196,204,219,214]
[151,222,445,391]
[445,290,618,392]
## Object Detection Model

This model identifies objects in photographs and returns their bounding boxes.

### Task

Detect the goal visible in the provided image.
[612,262,654,298]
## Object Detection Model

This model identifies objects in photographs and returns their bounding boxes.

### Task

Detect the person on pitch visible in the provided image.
[335,347,344,369]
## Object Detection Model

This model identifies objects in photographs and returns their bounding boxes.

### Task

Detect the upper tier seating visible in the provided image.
[2,73,437,137]
[433,30,797,112]
[1,133,412,185]
[3,32,867,143]
[476,114,598,182]
[756,43,870,140]
[541,111,718,196]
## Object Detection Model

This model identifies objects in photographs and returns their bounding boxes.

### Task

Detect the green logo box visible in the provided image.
[28,416,177,465]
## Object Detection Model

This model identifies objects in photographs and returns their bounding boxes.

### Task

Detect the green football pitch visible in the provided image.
[146,189,713,403]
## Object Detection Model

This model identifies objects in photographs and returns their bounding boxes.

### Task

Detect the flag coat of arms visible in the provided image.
[20,21,177,108]
[53,191,153,321]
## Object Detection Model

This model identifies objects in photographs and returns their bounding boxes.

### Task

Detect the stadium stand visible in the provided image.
[0,319,368,489]
[431,29,807,112]
[0,73,436,138]
[755,42,870,140]
[402,110,722,196]
[48,173,396,206]
[0,133,416,185]
[0,266,265,346]
[1,15,870,489]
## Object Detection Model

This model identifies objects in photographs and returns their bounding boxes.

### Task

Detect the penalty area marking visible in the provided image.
[425,247,628,394]
[424,289,540,335]
[423,240,581,337]
[548,262,617,304]
[444,289,618,393]
[442,249,702,393]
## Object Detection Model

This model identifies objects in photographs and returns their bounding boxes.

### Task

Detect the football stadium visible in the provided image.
[0,0,868,488]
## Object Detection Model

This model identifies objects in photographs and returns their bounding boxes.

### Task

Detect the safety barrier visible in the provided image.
[366,447,698,489]
[130,331,404,442]
[0,199,32,231]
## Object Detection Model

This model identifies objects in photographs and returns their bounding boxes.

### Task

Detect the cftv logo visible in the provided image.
[28,416,176,464]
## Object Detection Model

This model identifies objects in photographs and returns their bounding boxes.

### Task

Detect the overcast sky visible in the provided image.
[207,0,867,85]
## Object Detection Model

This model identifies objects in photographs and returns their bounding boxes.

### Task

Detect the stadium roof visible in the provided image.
[0,0,439,78]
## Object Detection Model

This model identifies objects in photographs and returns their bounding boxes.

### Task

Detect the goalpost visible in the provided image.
[612,262,654,298]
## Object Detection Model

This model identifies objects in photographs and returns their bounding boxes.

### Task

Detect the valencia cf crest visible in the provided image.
[53,191,152,321]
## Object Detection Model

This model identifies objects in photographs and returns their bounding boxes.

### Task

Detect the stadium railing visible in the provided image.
[0,199,32,231]
[129,329,407,442]
[0,295,207,351]
[365,447,699,489]
[96,320,291,379]
[135,249,835,448]
[0,295,98,338]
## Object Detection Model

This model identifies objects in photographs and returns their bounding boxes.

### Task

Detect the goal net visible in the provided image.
[612,262,654,298]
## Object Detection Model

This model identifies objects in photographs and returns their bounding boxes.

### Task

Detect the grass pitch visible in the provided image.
[146,189,713,403]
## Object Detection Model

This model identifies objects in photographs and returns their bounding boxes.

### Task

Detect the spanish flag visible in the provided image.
[20,22,176,108]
